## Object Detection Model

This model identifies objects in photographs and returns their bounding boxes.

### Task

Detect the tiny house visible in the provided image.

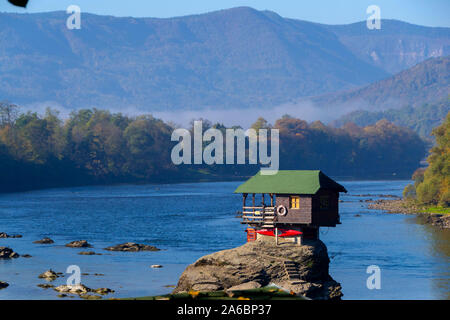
[234,170,347,244]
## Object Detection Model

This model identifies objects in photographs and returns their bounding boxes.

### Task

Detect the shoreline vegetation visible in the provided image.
[0,102,427,193]
[368,113,450,229]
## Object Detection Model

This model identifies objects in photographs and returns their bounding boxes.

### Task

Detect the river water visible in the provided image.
[0,180,448,299]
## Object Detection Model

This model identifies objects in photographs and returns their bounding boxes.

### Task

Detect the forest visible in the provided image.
[0,102,427,192]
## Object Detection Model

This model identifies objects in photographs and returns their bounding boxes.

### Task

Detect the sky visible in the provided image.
[0,0,449,27]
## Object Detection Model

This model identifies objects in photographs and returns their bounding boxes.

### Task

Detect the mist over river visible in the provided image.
[0,180,448,299]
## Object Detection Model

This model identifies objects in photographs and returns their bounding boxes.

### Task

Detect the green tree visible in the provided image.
[413,112,450,206]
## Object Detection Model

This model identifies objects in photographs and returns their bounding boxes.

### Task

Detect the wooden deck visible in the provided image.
[237,206,276,228]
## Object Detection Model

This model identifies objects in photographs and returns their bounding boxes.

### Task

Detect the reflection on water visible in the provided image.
[415,216,450,300]
[0,180,448,299]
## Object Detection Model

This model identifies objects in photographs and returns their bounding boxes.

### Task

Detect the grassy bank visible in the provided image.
[419,206,450,215]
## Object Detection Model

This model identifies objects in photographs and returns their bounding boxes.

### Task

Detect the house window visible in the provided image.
[320,196,329,209]
[290,196,300,209]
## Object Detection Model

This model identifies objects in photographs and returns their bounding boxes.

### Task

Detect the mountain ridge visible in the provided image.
[0,7,448,112]
[307,56,449,113]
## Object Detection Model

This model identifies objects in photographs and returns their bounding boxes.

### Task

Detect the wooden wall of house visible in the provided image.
[274,189,340,227]
[275,194,312,224]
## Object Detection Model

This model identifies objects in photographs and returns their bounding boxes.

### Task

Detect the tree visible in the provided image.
[0,102,20,127]
[412,112,449,206]
[251,117,271,131]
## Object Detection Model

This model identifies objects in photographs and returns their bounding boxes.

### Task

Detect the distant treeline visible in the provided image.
[333,97,450,142]
[0,102,427,192]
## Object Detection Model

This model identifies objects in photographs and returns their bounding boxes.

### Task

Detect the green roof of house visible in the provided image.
[234,170,347,194]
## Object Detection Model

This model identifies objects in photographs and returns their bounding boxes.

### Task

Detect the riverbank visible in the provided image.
[367,199,450,229]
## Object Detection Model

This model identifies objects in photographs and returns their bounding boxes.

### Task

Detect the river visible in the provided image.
[0,180,448,299]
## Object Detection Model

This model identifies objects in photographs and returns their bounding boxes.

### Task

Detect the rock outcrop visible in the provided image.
[174,237,342,300]
[104,242,160,252]
[424,214,450,229]
[0,247,19,259]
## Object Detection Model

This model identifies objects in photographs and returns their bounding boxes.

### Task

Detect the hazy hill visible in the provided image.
[308,56,450,114]
[0,7,448,112]
[332,96,450,141]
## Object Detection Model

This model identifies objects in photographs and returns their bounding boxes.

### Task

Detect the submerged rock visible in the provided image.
[93,288,115,295]
[78,251,101,255]
[0,281,9,289]
[37,283,55,289]
[0,247,20,259]
[104,242,160,252]
[66,240,92,248]
[38,270,60,281]
[174,237,342,300]
[0,232,22,238]
[33,237,54,244]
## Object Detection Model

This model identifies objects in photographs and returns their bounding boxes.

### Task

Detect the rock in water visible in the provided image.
[93,288,115,295]
[173,237,342,300]
[0,232,22,238]
[54,284,114,296]
[33,237,54,244]
[65,240,92,248]
[0,281,9,289]
[38,270,60,281]
[104,242,160,252]
[78,251,101,255]
[0,247,20,259]
[54,284,91,295]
